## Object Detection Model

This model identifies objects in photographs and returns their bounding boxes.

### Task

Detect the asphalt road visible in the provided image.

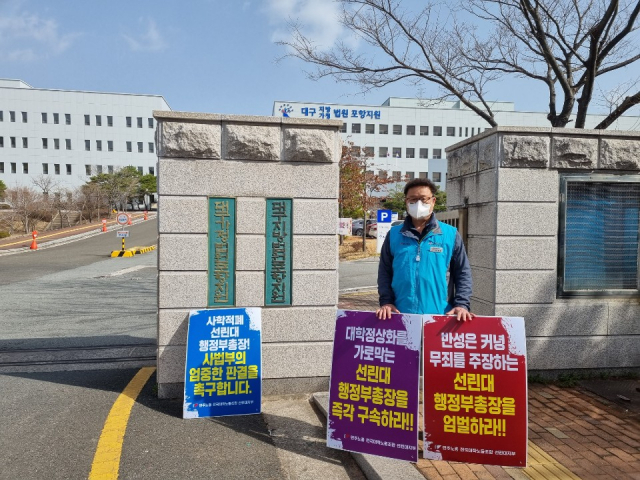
[0,219,158,350]
[338,258,379,291]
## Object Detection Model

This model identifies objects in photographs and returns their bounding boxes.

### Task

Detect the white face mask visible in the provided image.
[407,200,432,220]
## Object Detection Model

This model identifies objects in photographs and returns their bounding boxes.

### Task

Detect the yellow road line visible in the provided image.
[88,366,156,480]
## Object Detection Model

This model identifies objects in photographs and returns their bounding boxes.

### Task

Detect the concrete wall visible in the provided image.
[154,111,342,399]
[446,127,640,372]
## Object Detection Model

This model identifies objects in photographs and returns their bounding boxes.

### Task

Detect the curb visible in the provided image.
[0,216,156,257]
[110,245,157,258]
[312,392,424,480]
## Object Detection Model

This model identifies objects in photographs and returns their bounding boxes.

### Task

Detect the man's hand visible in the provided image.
[376,304,399,320]
[446,306,475,322]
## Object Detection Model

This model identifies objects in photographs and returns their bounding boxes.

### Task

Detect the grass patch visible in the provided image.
[339,236,378,261]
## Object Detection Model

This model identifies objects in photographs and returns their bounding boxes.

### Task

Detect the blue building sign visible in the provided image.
[183,308,262,418]
[295,105,382,120]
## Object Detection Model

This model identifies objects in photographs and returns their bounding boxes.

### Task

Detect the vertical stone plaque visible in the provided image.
[208,197,236,306]
[265,198,292,306]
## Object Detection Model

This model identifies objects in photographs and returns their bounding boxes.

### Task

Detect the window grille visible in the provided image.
[559,174,640,296]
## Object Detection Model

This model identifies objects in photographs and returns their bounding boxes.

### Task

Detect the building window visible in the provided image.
[97,140,102,151]
[96,115,102,126]
[0,111,3,121]
[43,163,49,175]
[339,123,347,133]
[22,112,27,123]
[351,123,361,134]
[148,118,154,128]
[149,166,155,175]
[66,164,72,175]
[364,146,374,157]
[447,127,455,136]
[22,163,28,174]
[392,171,401,181]
[420,126,429,136]
[407,125,415,135]
[0,137,3,147]
[85,140,91,151]
[42,112,48,124]
[392,147,402,158]
[379,147,388,158]
[137,142,143,153]
[126,141,132,152]
[406,171,415,180]
[42,138,48,149]
[108,140,113,152]
[419,172,427,179]
[559,175,640,297]
[107,116,113,127]
[85,165,92,176]
[350,145,361,156]
[393,125,402,135]
[137,166,143,174]
[96,165,103,174]
[108,165,114,174]
[126,117,132,127]
[406,148,415,158]
[0,162,3,173]
[365,124,375,134]
[432,172,442,182]
[434,126,442,136]
[65,139,71,150]
[472,128,475,135]
[85,115,90,126]
[379,124,388,134]
[22,137,28,148]
[419,148,428,159]
[10,111,16,122]
[465,127,469,136]
[137,117,143,128]
[65,114,71,125]
[53,113,59,124]
[148,142,154,153]
[433,148,442,159]
[54,139,60,150]
[459,127,463,136]
[11,162,16,174]
[11,137,16,148]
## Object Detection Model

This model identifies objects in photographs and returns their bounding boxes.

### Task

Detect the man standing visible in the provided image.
[376,178,473,321]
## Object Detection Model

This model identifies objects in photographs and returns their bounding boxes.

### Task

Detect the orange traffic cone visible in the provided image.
[127,215,132,226]
[101,219,107,232]
[30,230,38,250]
[144,210,148,221]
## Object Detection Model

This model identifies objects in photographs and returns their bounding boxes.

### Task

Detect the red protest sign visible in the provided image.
[423,316,528,467]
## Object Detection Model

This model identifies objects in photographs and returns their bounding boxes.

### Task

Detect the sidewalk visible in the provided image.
[0,212,154,252]
[337,291,640,480]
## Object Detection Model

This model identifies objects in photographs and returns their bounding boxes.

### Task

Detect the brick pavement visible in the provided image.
[338,291,640,480]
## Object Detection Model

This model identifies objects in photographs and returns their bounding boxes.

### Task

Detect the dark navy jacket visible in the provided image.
[378,215,472,312]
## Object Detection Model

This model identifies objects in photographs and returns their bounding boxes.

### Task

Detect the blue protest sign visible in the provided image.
[183,308,262,419]
[377,209,392,223]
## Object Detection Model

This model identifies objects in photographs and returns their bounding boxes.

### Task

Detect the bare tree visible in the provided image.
[279,0,640,129]
[8,187,42,233]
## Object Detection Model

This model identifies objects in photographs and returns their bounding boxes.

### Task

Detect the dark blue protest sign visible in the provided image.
[183,308,262,418]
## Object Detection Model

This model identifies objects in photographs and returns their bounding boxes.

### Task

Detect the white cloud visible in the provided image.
[264,0,352,51]
[0,9,80,62]
[122,18,167,52]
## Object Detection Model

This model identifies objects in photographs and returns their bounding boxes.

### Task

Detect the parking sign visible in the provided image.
[377,209,392,223]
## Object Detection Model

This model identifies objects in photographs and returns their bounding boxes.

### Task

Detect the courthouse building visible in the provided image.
[273,98,640,190]
[0,79,171,191]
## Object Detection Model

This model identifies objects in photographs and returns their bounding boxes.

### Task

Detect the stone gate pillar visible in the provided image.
[153,112,342,399]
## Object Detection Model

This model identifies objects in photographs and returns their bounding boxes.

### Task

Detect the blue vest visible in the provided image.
[389,220,457,315]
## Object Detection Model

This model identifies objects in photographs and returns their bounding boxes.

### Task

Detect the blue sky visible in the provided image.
[1,0,638,118]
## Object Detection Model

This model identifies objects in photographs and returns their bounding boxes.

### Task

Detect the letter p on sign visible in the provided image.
[377,209,392,223]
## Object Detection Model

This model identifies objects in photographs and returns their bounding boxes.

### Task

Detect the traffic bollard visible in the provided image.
[101,219,107,232]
